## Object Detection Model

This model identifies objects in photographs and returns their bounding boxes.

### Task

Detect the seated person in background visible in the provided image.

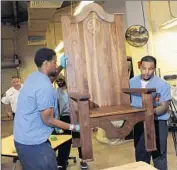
[53,75,88,170]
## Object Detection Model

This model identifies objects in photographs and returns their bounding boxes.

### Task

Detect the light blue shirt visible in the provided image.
[14,71,59,145]
[130,75,171,120]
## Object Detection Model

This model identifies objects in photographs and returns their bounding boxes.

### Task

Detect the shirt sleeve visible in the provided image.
[159,83,171,103]
[129,79,132,88]
[1,92,10,104]
[36,87,56,111]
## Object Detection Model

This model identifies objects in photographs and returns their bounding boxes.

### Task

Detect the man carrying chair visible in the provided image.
[53,75,88,170]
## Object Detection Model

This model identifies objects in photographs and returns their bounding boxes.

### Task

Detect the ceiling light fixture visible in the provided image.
[54,41,64,53]
[160,18,177,29]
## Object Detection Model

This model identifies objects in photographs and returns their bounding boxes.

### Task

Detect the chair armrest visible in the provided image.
[122,88,156,94]
[69,92,90,101]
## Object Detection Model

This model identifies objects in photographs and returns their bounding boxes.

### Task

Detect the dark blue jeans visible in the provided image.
[134,120,168,170]
[53,114,82,167]
[14,140,58,170]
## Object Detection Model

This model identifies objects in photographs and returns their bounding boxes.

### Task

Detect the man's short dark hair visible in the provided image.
[34,48,56,68]
[11,75,19,79]
[140,55,156,68]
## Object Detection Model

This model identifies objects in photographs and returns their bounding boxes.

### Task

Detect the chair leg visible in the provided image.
[12,157,18,170]
[142,93,156,151]
[171,126,177,156]
[70,100,81,147]
[78,100,93,161]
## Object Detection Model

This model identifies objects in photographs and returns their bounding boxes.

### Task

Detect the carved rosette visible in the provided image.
[86,18,101,34]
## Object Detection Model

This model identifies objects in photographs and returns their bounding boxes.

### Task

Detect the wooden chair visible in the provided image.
[61,3,156,162]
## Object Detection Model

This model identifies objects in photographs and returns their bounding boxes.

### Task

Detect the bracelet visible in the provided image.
[69,124,74,131]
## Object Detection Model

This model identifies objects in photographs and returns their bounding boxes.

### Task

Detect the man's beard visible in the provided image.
[48,71,57,77]
[143,77,151,81]
[142,74,153,81]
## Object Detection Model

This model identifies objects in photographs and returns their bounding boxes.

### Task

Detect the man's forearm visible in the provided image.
[48,117,70,130]
[154,102,169,116]
[4,104,12,116]
[41,108,79,131]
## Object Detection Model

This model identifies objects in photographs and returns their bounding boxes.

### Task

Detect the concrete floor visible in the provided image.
[1,119,177,170]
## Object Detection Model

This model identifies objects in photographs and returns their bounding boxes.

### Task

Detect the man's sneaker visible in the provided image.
[58,165,66,170]
[80,161,88,169]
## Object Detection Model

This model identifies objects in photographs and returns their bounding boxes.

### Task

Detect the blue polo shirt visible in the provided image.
[130,75,171,120]
[14,71,59,145]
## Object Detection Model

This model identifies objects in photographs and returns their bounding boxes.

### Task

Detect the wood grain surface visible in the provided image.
[61,3,156,161]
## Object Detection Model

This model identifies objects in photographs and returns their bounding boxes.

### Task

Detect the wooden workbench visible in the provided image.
[1,135,72,170]
[102,161,157,170]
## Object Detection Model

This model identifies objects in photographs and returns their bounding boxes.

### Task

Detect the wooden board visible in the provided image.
[1,135,72,157]
[102,161,157,170]
[90,105,146,117]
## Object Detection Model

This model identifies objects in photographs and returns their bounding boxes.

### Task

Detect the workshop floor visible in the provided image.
[1,119,177,170]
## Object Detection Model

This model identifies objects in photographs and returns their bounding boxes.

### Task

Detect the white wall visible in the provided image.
[125,1,177,77]
[125,1,150,75]
[1,26,16,59]
[1,24,46,116]
[1,26,18,117]
[104,0,127,30]
[1,25,18,92]
[146,1,177,78]
[16,24,45,81]
[104,0,125,14]
[1,24,45,82]
[2,1,177,81]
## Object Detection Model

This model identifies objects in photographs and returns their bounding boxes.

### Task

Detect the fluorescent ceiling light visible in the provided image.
[74,1,94,16]
[160,18,177,29]
[54,41,64,52]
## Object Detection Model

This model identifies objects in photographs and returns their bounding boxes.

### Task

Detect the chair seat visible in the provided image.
[90,105,146,118]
